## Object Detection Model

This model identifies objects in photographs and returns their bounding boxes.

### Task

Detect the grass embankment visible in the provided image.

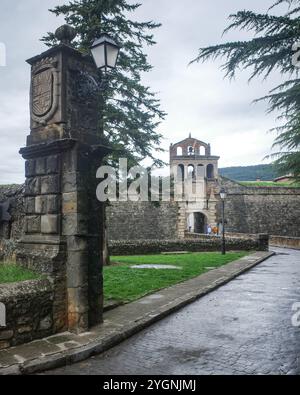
[240,181,300,188]
[0,263,39,284]
[104,252,247,303]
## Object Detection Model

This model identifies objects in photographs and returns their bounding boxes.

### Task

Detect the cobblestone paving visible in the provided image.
[47,248,300,375]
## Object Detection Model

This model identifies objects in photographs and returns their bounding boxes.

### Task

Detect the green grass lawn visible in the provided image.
[0,263,39,284]
[104,252,247,303]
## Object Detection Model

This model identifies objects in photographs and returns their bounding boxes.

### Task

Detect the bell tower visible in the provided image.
[170,134,220,235]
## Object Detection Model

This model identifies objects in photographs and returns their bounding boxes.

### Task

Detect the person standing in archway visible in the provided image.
[207,224,212,236]
[212,225,218,236]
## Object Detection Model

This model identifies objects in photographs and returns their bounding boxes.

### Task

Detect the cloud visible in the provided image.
[0,0,288,183]
[0,0,65,184]
[135,0,287,169]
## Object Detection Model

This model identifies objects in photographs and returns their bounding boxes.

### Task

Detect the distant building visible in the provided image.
[274,175,294,183]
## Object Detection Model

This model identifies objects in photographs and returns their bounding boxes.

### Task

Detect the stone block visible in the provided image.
[62,172,86,193]
[62,172,77,193]
[26,216,41,233]
[61,150,78,174]
[0,341,10,350]
[78,312,89,331]
[62,191,87,215]
[17,325,32,334]
[67,287,89,314]
[47,195,59,214]
[67,312,88,333]
[25,197,36,214]
[67,236,88,252]
[68,250,89,267]
[63,192,78,214]
[41,175,60,195]
[0,330,14,341]
[47,155,60,175]
[39,316,53,331]
[41,215,59,234]
[62,213,88,236]
[25,160,35,178]
[36,157,46,175]
[35,196,47,214]
[67,252,88,288]
[25,177,41,196]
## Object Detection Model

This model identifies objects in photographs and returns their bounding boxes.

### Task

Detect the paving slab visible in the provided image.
[0,251,274,375]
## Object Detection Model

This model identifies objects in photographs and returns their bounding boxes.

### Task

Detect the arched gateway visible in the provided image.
[194,212,207,234]
[187,212,208,234]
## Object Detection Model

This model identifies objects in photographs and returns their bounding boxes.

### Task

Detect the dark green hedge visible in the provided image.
[109,235,268,256]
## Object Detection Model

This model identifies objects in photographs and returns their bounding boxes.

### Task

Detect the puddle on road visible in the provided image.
[131,265,182,270]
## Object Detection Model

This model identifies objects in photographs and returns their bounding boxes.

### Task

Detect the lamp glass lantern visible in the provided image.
[91,33,120,72]
[220,188,227,200]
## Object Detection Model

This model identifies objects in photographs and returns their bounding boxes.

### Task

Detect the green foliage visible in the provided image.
[219,164,281,181]
[104,252,247,302]
[42,0,166,168]
[0,263,39,284]
[192,0,300,180]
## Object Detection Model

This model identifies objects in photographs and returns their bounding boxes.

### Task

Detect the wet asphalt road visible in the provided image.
[46,248,300,375]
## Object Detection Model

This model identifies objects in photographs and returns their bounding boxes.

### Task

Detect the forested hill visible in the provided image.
[219,164,280,181]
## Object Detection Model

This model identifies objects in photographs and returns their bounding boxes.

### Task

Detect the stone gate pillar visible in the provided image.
[17,26,109,333]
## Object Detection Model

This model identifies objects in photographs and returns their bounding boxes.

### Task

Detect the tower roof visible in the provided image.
[172,134,209,148]
[170,133,219,160]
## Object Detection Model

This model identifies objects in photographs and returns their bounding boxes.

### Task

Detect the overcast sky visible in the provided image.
[0,0,289,183]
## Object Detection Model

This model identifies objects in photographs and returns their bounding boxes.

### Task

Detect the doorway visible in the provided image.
[194,212,207,234]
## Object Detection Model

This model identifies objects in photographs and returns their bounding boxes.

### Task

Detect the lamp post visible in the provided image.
[90,33,120,267]
[88,32,121,145]
[220,188,227,255]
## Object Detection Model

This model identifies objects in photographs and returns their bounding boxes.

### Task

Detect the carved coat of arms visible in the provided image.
[30,61,58,124]
[32,68,53,117]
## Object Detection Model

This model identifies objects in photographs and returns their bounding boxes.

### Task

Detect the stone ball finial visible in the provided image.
[55,25,77,45]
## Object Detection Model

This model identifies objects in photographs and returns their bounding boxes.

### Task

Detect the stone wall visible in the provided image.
[109,234,269,256]
[0,185,24,241]
[219,177,300,237]
[0,240,17,263]
[0,185,24,261]
[0,278,54,349]
[227,231,300,250]
[269,235,300,250]
[1,178,300,245]
[106,201,179,241]
[107,179,300,241]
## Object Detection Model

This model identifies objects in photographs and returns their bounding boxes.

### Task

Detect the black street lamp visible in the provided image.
[91,33,120,72]
[91,33,120,92]
[220,188,227,255]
